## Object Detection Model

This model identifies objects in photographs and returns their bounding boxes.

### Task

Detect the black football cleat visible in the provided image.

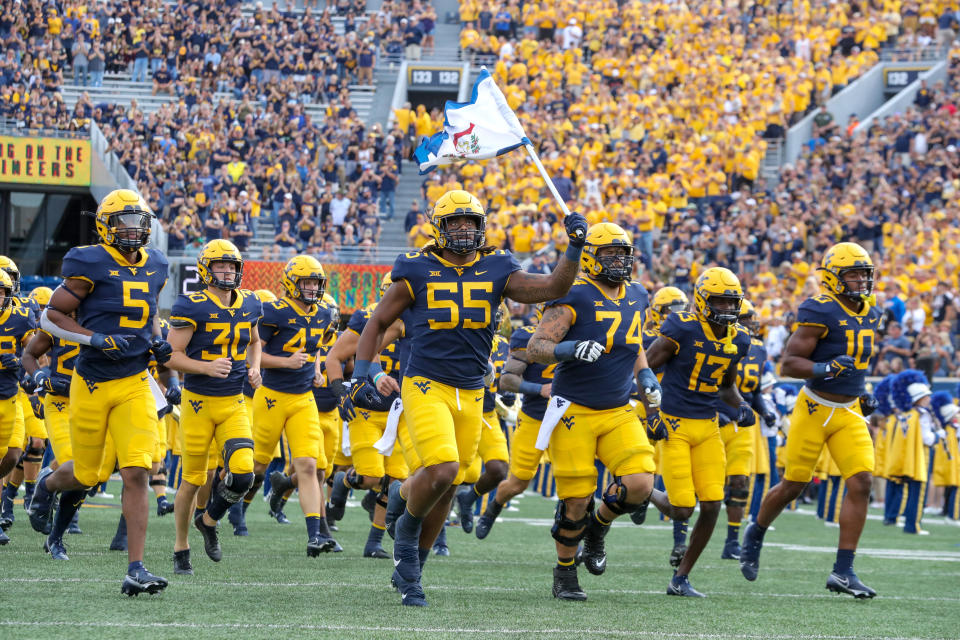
[0,483,15,528]
[0,528,9,545]
[27,469,54,535]
[156,498,175,517]
[721,539,741,560]
[667,573,706,597]
[581,517,610,576]
[270,509,291,524]
[173,549,194,576]
[552,565,587,601]
[826,571,877,599]
[669,542,687,568]
[267,471,292,518]
[44,536,69,560]
[326,471,349,522]
[121,567,168,597]
[110,516,128,551]
[363,546,390,559]
[306,535,337,557]
[193,514,222,562]
[475,498,503,540]
[629,499,650,526]
[738,522,763,581]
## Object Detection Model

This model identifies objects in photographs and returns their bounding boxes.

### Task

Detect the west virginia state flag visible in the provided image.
[413,67,530,175]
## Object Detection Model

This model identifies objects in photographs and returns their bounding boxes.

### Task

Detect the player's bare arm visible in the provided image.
[644,335,678,371]
[503,259,579,304]
[246,325,262,388]
[43,278,92,336]
[779,325,822,380]
[498,352,530,393]
[526,305,573,363]
[21,331,53,375]
[356,282,413,397]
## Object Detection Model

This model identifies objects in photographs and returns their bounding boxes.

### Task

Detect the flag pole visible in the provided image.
[523,143,572,219]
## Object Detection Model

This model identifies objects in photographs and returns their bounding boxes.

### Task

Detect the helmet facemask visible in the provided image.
[207,258,243,290]
[436,212,485,254]
[592,245,634,284]
[836,266,874,301]
[704,294,742,326]
[109,211,152,250]
[294,276,326,305]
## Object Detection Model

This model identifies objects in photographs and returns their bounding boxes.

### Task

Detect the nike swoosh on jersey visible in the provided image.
[474,270,487,275]
[147,271,157,276]
[629,300,638,305]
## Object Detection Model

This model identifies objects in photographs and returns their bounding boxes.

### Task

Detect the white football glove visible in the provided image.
[574,340,604,363]
[643,386,662,409]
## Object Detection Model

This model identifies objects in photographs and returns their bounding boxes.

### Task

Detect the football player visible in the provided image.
[454,305,510,535]
[644,267,753,597]
[356,190,587,606]
[230,288,278,535]
[740,242,882,598]
[19,303,81,539]
[637,287,688,563]
[0,270,35,546]
[166,240,262,574]
[252,255,339,556]
[474,305,552,540]
[525,223,661,601]
[31,189,171,595]
[715,299,776,560]
[321,273,407,558]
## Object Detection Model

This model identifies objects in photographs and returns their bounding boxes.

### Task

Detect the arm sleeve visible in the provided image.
[40,308,93,346]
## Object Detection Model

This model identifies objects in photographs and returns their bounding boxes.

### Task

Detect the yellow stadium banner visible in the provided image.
[0,136,91,186]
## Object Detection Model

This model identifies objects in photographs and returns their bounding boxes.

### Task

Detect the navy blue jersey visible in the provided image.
[642,326,665,377]
[260,297,332,395]
[62,244,169,382]
[395,309,413,383]
[736,338,767,405]
[170,289,263,397]
[392,248,521,390]
[550,277,650,410]
[42,330,79,397]
[12,296,39,324]
[509,325,554,420]
[798,294,882,397]
[313,337,338,412]
[483,334,509,413]
[0,306,35,399]
[659,311,752,419]
[345,304,399,411]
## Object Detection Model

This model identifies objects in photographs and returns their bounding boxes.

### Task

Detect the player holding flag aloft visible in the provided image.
[357,190,586,606]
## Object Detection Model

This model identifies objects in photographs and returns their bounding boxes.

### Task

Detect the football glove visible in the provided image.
[555,339,603,363]
[859,393,878,417]
[29,394,44,420]
[564,212,588,247]
[761,408,777,428]
[646,413,668,442]
[330,379,355,422]
[19,370,38,394]
[150,336,173,365]
[164,381,181,406]
[0,353,19,370]
[35,369,69,397]
[637,367,662,408]
[812,355,856,379]
[91,333,136,361]
[736,402,756,427]
[349,377,382,407]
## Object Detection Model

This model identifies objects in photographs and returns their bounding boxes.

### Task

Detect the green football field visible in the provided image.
[2,488,958,640]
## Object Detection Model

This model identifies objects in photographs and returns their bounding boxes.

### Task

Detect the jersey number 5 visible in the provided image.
[427,282,492,329]
[119,282,151,329]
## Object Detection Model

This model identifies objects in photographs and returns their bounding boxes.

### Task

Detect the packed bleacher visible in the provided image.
[398,0,960,377]
[1,0,440,259]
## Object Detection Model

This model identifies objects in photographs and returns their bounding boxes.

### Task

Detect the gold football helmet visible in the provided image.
[94,189,153,250]
[431,190,486,254]
[693,267,743,326]
[281,255,326,304]
[818,242,874,302]
[580,223,634,283]
[197,240,243,290]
